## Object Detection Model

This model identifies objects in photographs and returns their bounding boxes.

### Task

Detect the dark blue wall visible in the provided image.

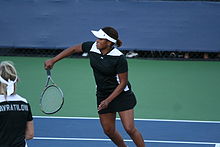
[0,0,220,52]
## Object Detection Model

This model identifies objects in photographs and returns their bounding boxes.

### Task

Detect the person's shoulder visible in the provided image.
[107,48,124,57]
[82,41,95,52]
[82,41,95,48]
[10,94,28,103]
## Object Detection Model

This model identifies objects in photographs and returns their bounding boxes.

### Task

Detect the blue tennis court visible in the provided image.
[28,116,220,147]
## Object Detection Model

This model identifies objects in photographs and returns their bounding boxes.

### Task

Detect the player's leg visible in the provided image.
[99,112,127,147]
[119,109,145,147]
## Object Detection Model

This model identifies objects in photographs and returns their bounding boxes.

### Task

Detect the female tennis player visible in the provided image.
[44,26,145,147]
[0,61,34,147]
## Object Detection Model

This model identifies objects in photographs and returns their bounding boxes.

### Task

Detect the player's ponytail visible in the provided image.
[116,39,122,47]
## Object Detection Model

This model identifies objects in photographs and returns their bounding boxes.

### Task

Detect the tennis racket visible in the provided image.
[40,70,64,114]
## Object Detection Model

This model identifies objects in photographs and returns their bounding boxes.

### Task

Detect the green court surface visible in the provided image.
[1,56,220,121]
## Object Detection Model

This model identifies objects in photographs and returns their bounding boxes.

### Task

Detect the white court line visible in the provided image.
[215,144,220,147]
[34,137,219,145]
[33,116,220,124]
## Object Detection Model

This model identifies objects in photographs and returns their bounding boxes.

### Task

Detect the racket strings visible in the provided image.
[41,85,63,114]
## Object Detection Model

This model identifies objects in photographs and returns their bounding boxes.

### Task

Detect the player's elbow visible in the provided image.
[25,132,34,140]
[118,82,128,92]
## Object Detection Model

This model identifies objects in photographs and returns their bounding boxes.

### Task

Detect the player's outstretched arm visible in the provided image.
[44,44,83,69]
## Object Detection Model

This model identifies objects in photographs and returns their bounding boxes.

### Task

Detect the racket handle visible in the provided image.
[47,70,51,76]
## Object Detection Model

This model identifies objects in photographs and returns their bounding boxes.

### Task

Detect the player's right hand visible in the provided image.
[44,59,54,70]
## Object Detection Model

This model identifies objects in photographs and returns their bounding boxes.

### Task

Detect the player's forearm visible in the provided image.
[98,82,127,111]
[52,44,83,63]
[44,44,83,70]
[107,82,127,102]
[107,72,128,102]
[52,46,75,63]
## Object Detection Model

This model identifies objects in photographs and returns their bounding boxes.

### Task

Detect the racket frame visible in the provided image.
[40,70,64,114]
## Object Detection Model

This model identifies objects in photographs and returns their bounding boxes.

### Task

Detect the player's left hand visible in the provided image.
[98,99,110,111]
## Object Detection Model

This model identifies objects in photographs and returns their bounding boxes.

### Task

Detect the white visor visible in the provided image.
[91,29,117,43]
[0,76,17,96]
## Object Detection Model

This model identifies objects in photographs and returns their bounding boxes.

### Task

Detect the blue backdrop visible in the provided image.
[0,0,220,52]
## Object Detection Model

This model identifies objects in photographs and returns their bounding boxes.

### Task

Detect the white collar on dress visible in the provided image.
[0,94,27,103]
[90,42,123,56]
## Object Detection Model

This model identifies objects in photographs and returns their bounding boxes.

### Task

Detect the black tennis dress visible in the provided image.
[82,41,137,114]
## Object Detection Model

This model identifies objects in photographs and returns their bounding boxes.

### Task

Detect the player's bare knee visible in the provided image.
[103,127,115,136]
[125,127,137,135]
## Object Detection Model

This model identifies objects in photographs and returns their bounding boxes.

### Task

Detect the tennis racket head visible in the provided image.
[40,84,64,114]
[41,69,64,114]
